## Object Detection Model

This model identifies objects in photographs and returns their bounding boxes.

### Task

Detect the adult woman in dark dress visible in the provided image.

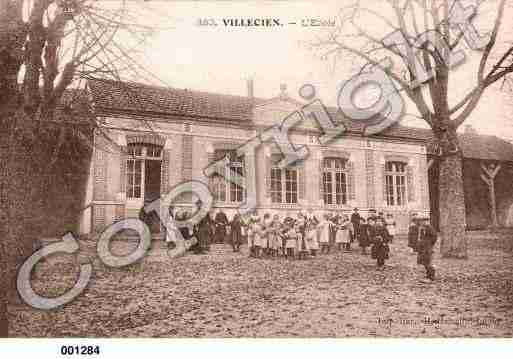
[358,218,371,255]
[196,209,214,254]
[231,213,243,252]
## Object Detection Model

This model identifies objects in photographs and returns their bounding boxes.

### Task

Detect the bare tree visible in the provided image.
[311,0,513,259]
[0,0,168,337]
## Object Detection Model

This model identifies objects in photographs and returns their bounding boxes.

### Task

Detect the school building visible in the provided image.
[78,79,513,236]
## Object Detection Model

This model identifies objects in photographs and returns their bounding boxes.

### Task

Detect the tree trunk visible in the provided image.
[438,153,468,258]
[489,181,499,228]
[0,108,51,337]
[0,102,93,336]
[0,286,7,338]
[0,222,7,337]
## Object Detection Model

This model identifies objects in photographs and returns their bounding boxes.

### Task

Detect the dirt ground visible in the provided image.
[9,234,513,337]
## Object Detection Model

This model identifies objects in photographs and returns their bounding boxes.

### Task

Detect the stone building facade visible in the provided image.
[79,79,434,235]
[80,81,452,238]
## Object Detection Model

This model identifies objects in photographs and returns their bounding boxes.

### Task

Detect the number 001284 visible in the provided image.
[60,345,100,355]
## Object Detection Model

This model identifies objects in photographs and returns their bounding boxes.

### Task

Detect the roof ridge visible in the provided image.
[87,77,268,103]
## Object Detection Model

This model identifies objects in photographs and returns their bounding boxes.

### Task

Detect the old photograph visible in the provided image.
[1,0,513,347]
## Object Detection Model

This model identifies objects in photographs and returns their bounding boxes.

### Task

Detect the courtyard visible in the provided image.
[9,233,513,337]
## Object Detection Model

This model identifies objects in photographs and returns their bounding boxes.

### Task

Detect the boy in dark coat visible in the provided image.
[416,217,438,281]
[214,209,229,243]
[351,208,361,242]
[371,218,391,270]
[407,213,419,253]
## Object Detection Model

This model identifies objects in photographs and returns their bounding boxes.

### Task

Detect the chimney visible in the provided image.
[464,124,478,135]
[279,83,287,99]
[246,78,254,99]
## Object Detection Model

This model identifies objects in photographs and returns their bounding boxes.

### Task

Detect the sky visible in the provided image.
[103,0,513,141]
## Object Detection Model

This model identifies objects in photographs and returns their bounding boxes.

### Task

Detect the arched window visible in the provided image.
[212,149,245,203]
[322,157,348,205]
[385,161,407,206]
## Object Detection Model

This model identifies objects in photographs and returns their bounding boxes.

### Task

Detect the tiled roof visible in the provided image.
[88,78,263,122]
[379,124,513,162]
[452,133,513,162]
[88,78,513,162]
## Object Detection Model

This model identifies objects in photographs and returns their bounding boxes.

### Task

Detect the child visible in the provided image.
[295,222,308,260]
[305,216,319,257]
[358,218,371,255]
[416,216,437,281]
[247,216,255,257]
[297,226,309,260]
[385,213,396,243]
[262,213,272,258]
[371,218,391,270]
[337,215,352,251]
[285,220,298,259]
[278,218,289,257]
[407,214,419,253]
[329,214,338,252]
[253,217,265,258]
[270,214,281,258]
[318,214,331,254]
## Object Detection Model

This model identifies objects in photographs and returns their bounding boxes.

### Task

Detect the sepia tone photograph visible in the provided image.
[1,0,513,346]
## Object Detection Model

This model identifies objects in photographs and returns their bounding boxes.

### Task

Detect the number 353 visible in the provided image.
[197,18,217,26]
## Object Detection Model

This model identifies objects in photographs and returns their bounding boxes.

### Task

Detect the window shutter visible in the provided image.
[265,156,272,197]
[382,163,387,205]
[207,151,215,190]
[407,165,415,202]
[319,158,324,202]
[347,161,355,201]
[161,149,170,195]
[119,146,127,194]
[298,163,305,200]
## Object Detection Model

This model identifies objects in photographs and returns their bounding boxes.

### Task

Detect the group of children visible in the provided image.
[244,210,396,270]
[165,204,436,278]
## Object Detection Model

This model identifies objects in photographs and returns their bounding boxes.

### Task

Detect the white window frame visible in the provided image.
[385,161,407,207]
[322,157,348,206]
[126,144,162,201]
[270,165,298,204]
[212,149,245,204]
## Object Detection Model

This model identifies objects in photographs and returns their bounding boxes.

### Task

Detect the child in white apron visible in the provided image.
[253,218,265,258]
[285,223,298,259]
[305,219,319,256]
[270,215,281,257]
[335,216,344,251]
[318,214,331,254]
[296,222,309,260]
[337,215,352,251]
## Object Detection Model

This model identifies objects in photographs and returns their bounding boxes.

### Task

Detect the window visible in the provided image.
[285,168,298,204]
[270,156,300,204]
[385,161,407,206]
[127,157,142,198]
[212,149,245,203]
[126,143,162,199]
[323,157,348,205]
[270,167,282,203]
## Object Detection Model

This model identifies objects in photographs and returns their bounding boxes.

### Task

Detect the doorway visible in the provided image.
[144,159,162,233]
[125,143,164,233]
